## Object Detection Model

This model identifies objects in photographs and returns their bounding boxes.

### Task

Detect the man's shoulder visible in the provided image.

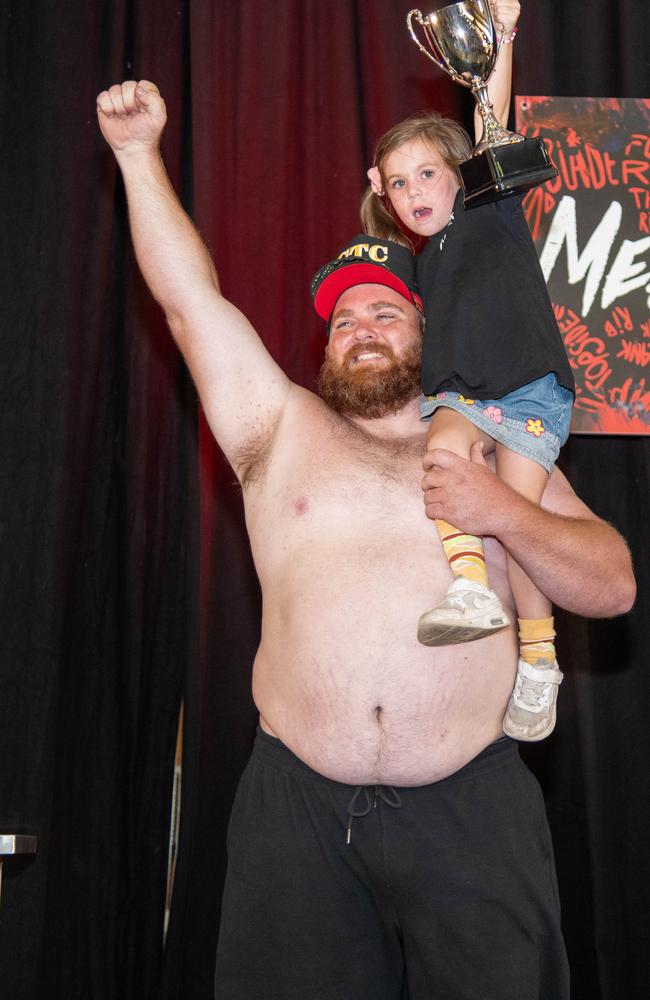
[284,383,341,426]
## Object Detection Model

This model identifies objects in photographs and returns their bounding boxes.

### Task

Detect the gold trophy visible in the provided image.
[407,1,557,206]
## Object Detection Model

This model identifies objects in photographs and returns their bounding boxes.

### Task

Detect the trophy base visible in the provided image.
[459,137,557,209]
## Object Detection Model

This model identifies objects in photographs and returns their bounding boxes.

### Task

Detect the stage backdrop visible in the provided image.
[1,2,648,1000]
[517,96,650,433]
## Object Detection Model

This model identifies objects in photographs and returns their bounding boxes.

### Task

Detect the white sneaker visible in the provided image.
[417,577,510,647]
[502,658,564,742]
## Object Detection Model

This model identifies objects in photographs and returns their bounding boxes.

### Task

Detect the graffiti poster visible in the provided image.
[516,97,650,434]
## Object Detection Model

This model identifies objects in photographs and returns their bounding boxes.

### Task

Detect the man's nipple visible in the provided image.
[293,496,310,516]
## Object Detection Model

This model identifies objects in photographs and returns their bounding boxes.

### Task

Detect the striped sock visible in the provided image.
[518,616,556,666]
[435,519,488,588]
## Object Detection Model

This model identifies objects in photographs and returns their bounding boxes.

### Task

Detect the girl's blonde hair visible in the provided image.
[360,110,472,250]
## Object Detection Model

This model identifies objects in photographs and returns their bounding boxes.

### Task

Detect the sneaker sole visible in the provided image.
[417,618,510,647]
[502,705,557,742]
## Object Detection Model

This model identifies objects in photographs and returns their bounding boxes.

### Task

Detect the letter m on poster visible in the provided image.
[516,96,650,434]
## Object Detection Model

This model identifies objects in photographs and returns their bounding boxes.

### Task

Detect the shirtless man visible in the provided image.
[97,81,636,1000]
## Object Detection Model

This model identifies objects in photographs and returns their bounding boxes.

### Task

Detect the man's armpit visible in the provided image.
[231,423,278,488]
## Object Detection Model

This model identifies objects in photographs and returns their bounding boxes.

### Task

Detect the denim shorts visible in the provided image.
[419,373,574,474]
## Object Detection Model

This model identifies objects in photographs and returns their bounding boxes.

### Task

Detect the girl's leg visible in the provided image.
[418,409,509,646]
[426,405,494,457]
[494,443,564,741]
[426,408,493,587]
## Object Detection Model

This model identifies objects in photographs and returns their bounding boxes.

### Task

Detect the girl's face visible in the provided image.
[378,137,460,238]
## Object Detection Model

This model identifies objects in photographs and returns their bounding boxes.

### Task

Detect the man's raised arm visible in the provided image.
[96,80,292,477]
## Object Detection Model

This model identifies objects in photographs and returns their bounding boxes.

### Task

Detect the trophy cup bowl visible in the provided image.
[407,1,557,207]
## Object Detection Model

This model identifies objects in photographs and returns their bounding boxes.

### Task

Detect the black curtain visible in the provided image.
[1,2,648,999]
[1,1,196,997]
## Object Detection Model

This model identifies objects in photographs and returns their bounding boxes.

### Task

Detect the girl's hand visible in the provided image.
[489,1,521,36]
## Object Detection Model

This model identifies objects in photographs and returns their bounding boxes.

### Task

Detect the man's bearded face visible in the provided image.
[317,336,422,419]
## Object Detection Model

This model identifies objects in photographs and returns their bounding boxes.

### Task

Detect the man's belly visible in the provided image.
[247,482,518,786]
[252,584,518,786]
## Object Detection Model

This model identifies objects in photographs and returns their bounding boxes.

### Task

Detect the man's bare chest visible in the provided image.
[265,419,429,525]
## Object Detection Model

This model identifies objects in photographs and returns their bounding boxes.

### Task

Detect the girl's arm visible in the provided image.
[473,1,521,140]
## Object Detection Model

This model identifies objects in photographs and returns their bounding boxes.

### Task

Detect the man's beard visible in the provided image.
[317,340,422,419]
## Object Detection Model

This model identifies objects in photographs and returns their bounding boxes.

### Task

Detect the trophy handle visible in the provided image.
[406,9,446,73]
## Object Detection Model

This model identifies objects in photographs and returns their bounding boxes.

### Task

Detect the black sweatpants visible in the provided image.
[215,729,569,1000]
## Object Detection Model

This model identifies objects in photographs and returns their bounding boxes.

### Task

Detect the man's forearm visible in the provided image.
[116,146,220,329]
[422,448,636,619]
[490,493,636,618]
[98,80,219,332]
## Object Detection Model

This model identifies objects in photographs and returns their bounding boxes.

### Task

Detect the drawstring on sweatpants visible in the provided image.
[346,785,402,844]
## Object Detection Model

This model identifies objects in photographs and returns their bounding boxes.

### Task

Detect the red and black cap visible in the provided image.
[311,235,423,327]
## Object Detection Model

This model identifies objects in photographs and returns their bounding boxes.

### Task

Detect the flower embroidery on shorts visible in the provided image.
[485,406,503,423]
[525,418,545,437]
[458,395,475,405]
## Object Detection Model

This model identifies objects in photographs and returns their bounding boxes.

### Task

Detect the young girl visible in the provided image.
[362,1,575,742]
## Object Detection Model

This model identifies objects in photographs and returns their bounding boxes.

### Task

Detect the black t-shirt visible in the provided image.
[417,190,575,399]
